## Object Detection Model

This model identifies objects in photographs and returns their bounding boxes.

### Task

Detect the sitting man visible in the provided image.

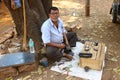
[41,6,77,62]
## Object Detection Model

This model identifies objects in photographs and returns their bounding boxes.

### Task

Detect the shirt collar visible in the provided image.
[49,18,60,26]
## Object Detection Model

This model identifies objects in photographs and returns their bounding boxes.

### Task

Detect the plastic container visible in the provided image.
[29,38,35,53]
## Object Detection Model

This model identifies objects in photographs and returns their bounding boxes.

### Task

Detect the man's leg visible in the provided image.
[66,32,77,47]
[46,46,73,61]
[46,46,62,62]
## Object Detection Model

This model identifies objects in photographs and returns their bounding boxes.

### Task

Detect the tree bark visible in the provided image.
[41,0,52,17]
[3,0,52,61]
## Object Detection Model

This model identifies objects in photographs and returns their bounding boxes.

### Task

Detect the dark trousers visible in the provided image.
[46,32,77,61]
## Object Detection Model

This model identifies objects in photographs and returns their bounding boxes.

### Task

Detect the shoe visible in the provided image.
[68,51,74,56]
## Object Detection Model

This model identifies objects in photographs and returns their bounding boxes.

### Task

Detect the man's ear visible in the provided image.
[49,14,51,17]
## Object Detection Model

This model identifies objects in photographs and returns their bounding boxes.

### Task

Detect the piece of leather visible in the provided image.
[79,53,92,58]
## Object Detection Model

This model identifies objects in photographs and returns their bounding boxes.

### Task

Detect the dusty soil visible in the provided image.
[0,0,120,80]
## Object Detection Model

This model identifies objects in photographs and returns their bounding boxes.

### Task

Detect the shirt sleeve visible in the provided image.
[62,26,67,33]
[41,23,51,44]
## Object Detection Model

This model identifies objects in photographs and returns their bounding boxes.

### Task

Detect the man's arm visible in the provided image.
[46,42,65,49]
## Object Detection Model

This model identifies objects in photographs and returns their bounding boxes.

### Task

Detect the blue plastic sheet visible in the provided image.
[0,52,35,68]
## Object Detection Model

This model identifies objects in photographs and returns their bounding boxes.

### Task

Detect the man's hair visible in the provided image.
[49,7,59,14]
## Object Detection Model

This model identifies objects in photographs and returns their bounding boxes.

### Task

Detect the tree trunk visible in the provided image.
[3,0,52,61]
[41,0,52,17]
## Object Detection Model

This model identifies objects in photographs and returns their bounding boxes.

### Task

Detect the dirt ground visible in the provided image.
[0,0,120,80]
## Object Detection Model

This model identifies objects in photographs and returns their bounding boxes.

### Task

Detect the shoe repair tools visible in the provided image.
[79,53,92,58]
[79,41,106,70]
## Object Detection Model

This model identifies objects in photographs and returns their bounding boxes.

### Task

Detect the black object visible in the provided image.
[64,47,74,56]
[64,47,72,53]
[81,40,86,44]
[66,32,77,47]
[0,52,35,68]
[94,41,98,46]
[79,53,92,58]
[84,66,90,72]
[58,62,64,66]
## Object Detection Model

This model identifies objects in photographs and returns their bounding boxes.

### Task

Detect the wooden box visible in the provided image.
[79,41,105,70]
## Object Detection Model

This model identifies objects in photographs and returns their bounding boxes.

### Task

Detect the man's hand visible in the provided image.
[58,43,65,48]
[65,41,70,47]
[46,43,65,48]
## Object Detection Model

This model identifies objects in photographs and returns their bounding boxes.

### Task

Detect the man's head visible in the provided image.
[49,7,59,22]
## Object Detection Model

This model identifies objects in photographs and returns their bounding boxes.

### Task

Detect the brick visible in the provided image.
[0,67,17,79]
[18,62,37,73]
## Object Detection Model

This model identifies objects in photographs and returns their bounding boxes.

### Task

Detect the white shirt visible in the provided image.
[41,18,66,44]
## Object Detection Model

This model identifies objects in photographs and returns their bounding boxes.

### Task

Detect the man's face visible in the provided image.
[49,10,59,22]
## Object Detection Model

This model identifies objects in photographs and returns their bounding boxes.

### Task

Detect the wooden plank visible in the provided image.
[96,43,102,59]
[90,42,97,59]
[100,43,105,60]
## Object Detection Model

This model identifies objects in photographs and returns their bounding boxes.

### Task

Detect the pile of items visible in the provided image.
[51,41,106,80]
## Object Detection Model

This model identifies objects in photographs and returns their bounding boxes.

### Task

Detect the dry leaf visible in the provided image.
[113,68,120,74]
[23,75,31,80]
[65,76,72,80]
[110,57,118,62]
[38,67,42,75]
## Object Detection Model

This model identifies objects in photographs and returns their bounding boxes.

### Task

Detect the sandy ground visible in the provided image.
[0,0,120,80]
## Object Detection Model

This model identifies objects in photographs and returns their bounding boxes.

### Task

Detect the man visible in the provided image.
[41,7,77,62]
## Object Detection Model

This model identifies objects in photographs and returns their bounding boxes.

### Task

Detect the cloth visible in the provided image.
[41,18,66,44]
[51,42,107,80]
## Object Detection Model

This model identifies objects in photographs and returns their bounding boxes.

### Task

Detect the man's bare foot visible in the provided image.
[63,53,73,60]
